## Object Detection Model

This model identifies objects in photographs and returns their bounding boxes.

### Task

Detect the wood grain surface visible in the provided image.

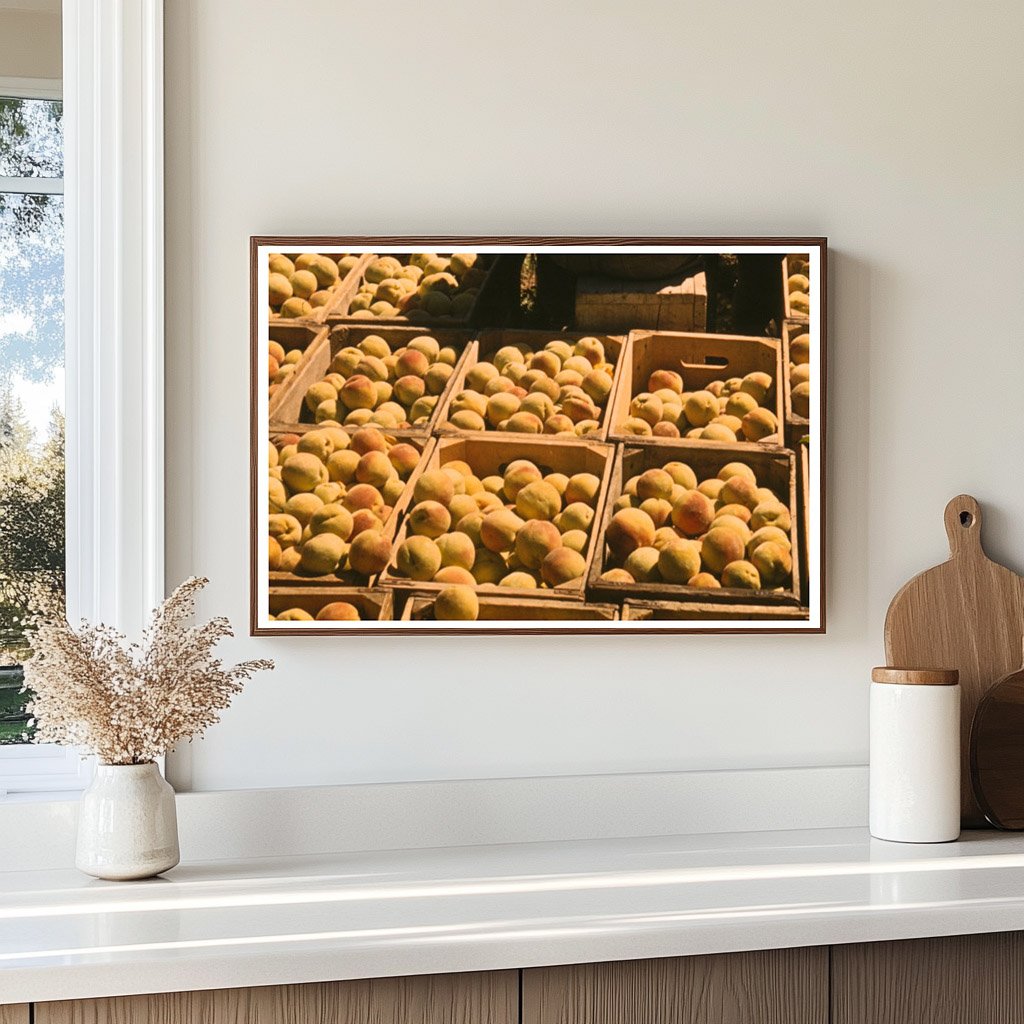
[832,933,1024,1024]
[871,667,959,686]
[884,494,1024,826]
[36,972,518,1024]
[522,949,828,1024]
[0,1007,29,1024]
[970,664,1024,827]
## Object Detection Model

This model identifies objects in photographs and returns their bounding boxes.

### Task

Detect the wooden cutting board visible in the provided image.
[884,494,1024,827]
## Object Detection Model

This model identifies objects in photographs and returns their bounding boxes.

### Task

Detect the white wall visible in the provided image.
[164,0,1024,791]
[0,8,60,81]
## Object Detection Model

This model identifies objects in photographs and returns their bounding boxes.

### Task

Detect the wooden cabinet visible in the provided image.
[20,933,1024,1024]
[832,932,1024,1024]
[35,972,518,1024]
[522,948,828,1024]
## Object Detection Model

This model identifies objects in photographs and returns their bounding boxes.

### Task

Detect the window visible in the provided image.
[0,79,81,796]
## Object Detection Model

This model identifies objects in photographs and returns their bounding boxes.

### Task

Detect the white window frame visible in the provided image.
[0,0,165,799]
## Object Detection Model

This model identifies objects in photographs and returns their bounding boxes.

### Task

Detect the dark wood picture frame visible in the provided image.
[252,236,827,636]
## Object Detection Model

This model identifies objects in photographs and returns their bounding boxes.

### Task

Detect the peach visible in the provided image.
[515,519,563,569]
[414,469,456,507]
[648,369,684,394]
[624,546,661,583]
[433,585,480,621]
[387,443,421,478]
[396,536,442,581]
[395,349,430,377]
[715,503,752,524]
[717,461,757,484]
[721,474,759,510]
[503,460,543,500]
[515,481,562,521]
[636,468,674,502]
[739,371,773,405]
[311,504,354,541]
[684,391,718,427]
[433,566,477,586]
[605,508,656,559]
[326,449,360,484]
[316,602,361,621]
[671,490,715,536]
[349,427,388,456]
[565,473,601,506]
[658,540,703,583]
[639,497,673,528]
[688,572,721,589]
[741,408,779,441]
[471,549,507,584]
[721,560,762,590]
[751,500,792,532]
[540,547,587,587]
[349,508,383,537]
[480,508,524,552]
[505,411,544,434]
[598,568,634,584]
[700,527,746,575]
[556,502,595,534]
[751,541,792,587]
[339,374,377,411]
[355,450,395,488]
[407,500,451,538]
[342,483,384,514]
[747,526,792,558]
[348,530,392,575]
[430,533,475,574]
[663,462,697,490]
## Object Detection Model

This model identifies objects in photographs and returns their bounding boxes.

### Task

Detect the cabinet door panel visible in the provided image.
[36,971,518,1024]
[523,949,827,1024]
[0,1007,29,1024]
[832,933,1024,1024]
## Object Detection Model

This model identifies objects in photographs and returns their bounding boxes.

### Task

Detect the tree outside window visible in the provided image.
[0,94,65,743]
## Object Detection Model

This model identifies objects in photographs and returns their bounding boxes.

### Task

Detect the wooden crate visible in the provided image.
[587,440,803,611]
[575,270,708,333]
[378,434,615,601]
[269,324,476,437]
[622,600,808,622]
[781,252,811,322]
[797,440,811,609]
[434,328,625,442]
[269,251,373,324]
[608,330,784,447]
[267,323,329,421]
[268,587,395,623]
[267,435,435,588]
[782,319,811,438]
[328,253,523,328]
[400,593,619,622]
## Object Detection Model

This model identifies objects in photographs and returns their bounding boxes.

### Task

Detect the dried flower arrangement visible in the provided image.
[23,577,273,765]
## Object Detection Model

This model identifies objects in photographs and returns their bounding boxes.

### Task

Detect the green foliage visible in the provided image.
[0,387,64,639]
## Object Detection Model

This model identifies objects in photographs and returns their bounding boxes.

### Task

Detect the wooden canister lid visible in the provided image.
[871,666,960,686]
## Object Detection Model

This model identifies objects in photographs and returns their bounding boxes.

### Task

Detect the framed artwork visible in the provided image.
[252,238,825,634]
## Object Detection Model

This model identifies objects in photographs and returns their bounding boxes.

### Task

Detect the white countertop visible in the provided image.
[4,826,1024,1004]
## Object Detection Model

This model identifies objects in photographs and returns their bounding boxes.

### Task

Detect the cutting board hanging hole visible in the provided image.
[944,494,982,556]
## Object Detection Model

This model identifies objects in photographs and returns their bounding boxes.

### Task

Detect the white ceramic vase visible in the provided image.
[76,762,180,880]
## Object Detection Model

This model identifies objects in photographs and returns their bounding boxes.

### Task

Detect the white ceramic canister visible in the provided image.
[870,667,961,843]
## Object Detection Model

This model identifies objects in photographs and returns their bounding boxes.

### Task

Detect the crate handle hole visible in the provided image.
[680,355,730,370]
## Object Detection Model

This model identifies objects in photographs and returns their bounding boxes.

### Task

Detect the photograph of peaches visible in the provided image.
[256,242,823,632]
